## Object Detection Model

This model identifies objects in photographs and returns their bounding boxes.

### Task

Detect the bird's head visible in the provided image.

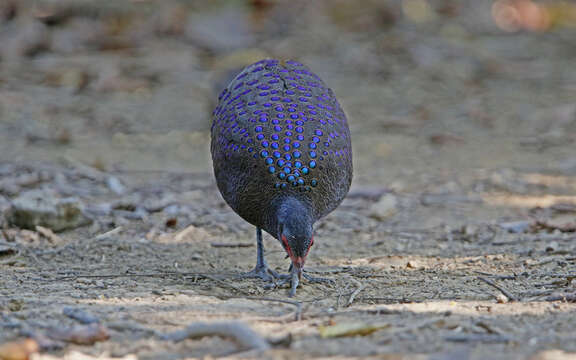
[279,222,314,279]
[276,198,315,282]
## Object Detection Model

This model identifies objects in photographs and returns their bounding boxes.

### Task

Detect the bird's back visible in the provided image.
[211,59,352,232]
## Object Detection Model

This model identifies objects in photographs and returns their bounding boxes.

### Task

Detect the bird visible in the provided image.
[210,59,352,296]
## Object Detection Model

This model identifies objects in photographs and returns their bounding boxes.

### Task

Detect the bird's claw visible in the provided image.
[272,270,335,296]
[238,265,289,289]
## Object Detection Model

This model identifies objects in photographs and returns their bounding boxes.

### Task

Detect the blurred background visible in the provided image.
[1,1,576,358]
[1,0,575,183]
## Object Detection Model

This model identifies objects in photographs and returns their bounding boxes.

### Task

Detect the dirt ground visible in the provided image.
[1,1,576,359]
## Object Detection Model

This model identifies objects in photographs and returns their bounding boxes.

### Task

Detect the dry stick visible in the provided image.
[161,322,270,351]
[477,276,518,302]
[474,271,518,280]
[51,272,216,281]
[210,242,254,248]
[445,334,511,343]
[221,296,303,322]
[200,274,251,295]
[248,297,303,322]
[544,293,576,302]
[93,226,123,241]
[346,278,366,307]
[35,227,124,257]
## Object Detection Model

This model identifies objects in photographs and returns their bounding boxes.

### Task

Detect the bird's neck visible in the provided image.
[267,196,313,237]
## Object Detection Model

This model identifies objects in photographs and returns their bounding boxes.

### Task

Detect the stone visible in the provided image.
[369,194,398,220]
[4,189,92,232]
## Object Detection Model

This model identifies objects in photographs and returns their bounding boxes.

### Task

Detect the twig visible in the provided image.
[474,271,519,280]
[50,271,212,281]
[93,226,123,241]
[304,267,352,274]
[210,242,254,248]
[477,277,518,302]
[305,307,400,320]
[161,321,270,351]
[200,274,251,295]
[544,292,576,302]
[220,296,303,321]
[445,334,511,343]
[346,278,366,307]
[249,297,303,321]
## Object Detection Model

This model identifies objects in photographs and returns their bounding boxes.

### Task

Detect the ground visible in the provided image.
[0,1,575,359]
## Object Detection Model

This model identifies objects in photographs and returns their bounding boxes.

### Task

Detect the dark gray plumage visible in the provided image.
[210,59,352,295]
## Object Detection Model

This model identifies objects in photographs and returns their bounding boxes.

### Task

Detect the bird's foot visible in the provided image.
[237,264,289,286]
[273,270,335,296]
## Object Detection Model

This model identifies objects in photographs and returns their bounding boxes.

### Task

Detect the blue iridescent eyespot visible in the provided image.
[309,151,317,158]
[297,178,305,185]
[265,157,274,165]
[294,161,302,168]
[277,159,285,166]
[273,151,281,158]
[283,145,291,152]
[255,126,263,132]
[284,154,292,160]
[260,150,269,157]
[287,175,295,182]
[262,141,269,147]
[309,160,316,168]
[268,166,275,174]
[311,179,318,186]
[278,173,286,179]
[293,151,301,158]
[309,143,317,149]
[293,142,300,148]
[283,167,291,174]
[271,142,279,149]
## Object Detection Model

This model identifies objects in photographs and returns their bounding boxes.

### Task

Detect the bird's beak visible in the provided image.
[289,256,305,297]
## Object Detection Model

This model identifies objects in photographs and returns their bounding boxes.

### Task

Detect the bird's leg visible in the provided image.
[238,228,288,283]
